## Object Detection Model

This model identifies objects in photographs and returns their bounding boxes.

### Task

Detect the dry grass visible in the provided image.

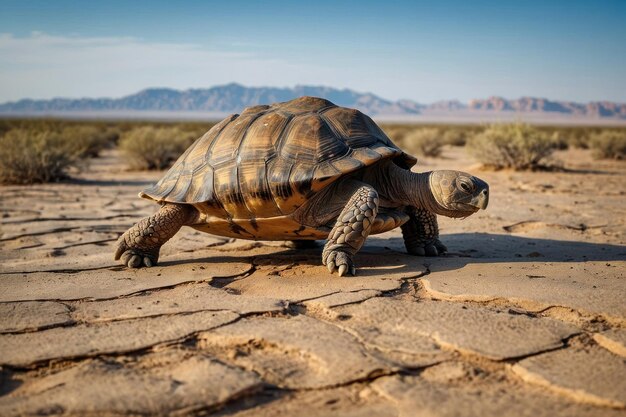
[589,130,626,160]
[467,123,557,170]
[119,126,199,170]
[0,129,85,184]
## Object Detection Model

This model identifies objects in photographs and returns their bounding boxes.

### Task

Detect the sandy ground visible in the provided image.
[0,146,625,416]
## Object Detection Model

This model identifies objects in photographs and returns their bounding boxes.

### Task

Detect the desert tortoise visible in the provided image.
[115,96,489,276]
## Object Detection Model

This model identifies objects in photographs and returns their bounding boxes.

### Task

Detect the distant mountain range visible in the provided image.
[1,83,625,119]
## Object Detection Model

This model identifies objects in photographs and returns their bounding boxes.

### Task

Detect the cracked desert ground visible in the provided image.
[0,145,625,416]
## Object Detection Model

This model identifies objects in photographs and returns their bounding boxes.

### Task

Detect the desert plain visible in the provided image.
[0,142,625,416]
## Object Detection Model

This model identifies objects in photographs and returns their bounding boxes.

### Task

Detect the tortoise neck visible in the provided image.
[385,163,446,214]
[384,163,430,208]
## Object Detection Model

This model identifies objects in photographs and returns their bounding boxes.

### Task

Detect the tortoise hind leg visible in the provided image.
[115,203,198,268]
[401,207,447,256]
[323,183,379,276]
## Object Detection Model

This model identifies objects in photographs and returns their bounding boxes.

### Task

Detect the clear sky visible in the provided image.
[0,0,625,103]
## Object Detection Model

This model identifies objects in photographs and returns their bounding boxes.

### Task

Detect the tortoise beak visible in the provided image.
[469,178,489,210]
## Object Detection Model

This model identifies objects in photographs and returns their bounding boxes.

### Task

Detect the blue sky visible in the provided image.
[0,0,625,103]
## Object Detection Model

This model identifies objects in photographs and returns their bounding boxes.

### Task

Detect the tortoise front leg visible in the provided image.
[401,207,447,256]
[115,203,198,268]
[323,185,379,276]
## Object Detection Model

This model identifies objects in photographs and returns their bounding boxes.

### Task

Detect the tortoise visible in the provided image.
[115,96,489,276]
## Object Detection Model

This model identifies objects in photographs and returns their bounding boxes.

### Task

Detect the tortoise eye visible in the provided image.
[459,180,473,193]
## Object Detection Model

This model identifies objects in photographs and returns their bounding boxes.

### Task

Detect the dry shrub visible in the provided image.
[381,124,479,149]
[549,131,569,150]
[60,126,116,158]
[119,126,198,170]
[589,130,626,160]
[566,130,591,149]
[401,128,444,157]
[467,123,555,170]
[441,129,468,146]
[0,129,84,184]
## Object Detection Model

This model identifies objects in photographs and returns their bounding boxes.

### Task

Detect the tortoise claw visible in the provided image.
[120,251,133,265]
[412,247,426,256]
[322,249,356,276]
[408,239,447,257]
[425,245,439,256]
[434,240,448,253]
[129,255,142,268]
[115,236,159,268]
[114,245,125,260]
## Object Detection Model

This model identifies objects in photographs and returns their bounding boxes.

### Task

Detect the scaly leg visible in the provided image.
[322,184,379,276]
[401,207,447,256]
[114,203,198,268]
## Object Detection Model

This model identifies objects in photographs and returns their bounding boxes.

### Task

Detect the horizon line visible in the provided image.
[2,83,625,107]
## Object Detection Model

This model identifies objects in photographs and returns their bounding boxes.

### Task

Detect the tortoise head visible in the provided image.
[428,170,489,217]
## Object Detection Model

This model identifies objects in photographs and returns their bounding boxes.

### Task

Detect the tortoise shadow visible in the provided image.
[381,233,626,262]
[380,233,626,274]
[163,233,626,275]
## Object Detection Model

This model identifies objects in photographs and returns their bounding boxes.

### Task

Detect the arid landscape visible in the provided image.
[2,0,625,414]
[0,120,625,416]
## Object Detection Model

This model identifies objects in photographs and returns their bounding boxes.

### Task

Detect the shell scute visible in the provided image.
[323,107,378,142]
[166,168,193,202]
[276,96,334,114]
[185,164,214,203]
[330,153,365,173]
[238,160,282,217]
[280,114,347,164]
[239,111,290,162]
[209,113,258,167]
[290,161,316,197]
[266,157,295,212]
[199,114,239,167]
[213,164,249,218]
[350,147,383,166]
[241,104,270,115]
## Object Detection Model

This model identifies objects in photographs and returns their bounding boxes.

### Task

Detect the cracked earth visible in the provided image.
[1,147,625,416]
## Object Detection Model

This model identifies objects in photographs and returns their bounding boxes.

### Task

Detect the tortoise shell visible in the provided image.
[140,96,417,220]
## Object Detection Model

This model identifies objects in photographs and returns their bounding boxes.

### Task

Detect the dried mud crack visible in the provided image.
[1,147,625,416]
[418,277,626,329]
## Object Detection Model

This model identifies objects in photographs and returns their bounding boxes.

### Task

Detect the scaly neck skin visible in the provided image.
[379,162,439,212]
